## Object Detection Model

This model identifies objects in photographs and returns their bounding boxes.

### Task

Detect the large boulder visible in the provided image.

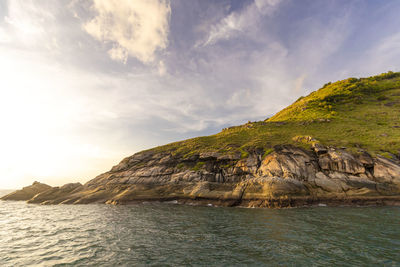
[318,149,365,175]
[373,156,400,184]
[258,145,319,181]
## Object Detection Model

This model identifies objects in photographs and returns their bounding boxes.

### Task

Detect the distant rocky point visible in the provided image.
[2,72,400,208]
[0,189,16,198]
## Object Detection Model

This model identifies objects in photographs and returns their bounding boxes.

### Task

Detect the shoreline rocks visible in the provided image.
[2,145,400,208]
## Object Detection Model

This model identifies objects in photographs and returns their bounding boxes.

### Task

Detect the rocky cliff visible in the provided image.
[2,71,400,207]
[3,144,400,207]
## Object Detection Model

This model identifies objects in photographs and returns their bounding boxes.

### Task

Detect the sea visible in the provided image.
[0,201,399,266]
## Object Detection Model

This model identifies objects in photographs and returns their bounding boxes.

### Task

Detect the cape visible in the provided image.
[3,71,400,208]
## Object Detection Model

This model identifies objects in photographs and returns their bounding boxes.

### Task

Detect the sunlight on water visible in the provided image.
[0,201,399,266]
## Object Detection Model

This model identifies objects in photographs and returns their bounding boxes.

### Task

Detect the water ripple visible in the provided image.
[0,201,399,266]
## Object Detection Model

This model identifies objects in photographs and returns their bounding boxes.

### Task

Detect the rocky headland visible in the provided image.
[2,71,400,207]
[2,144,400,207]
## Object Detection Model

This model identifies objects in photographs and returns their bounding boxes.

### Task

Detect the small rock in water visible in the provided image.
[318,203,327,207]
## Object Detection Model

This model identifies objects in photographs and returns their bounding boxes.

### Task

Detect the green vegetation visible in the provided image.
[269,71,400,122]
[192,161,206,171]
[262,148,274,159]
[221,163,233,169]
[240,148,249,159]
[148,71,400,158]
[176,163,185,169]
[379,152,395,160]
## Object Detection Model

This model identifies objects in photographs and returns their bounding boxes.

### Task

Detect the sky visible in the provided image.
[1,0,400,189]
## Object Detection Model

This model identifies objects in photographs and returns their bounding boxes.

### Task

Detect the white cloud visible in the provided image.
[84,0,171,64]
[201,0,282,46]
[158,60,167,76]
[376,33,400,55]
[254,0,282,15]
[108,45,129,64]
[227,88,252,107]
[0,28,11,43]
[293,74,307,93]
[3,0,55,44]
[365,32,400,72]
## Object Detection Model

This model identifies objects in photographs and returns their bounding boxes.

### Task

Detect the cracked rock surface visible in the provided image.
[2,145,400,207]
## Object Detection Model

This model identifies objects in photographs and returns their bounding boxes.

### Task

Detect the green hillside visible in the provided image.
[150,71,400,159]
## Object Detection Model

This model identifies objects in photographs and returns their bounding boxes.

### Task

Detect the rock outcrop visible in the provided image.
[1,181,52,201]
[2,145,400,207]
[27,183,83,204]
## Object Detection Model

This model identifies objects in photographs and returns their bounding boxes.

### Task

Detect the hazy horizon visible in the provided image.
[1,0,400,189]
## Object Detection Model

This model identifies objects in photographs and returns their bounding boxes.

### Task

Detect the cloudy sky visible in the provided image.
[1,0,400,188]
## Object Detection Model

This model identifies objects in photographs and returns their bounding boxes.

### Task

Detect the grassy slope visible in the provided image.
[149,72,400,159]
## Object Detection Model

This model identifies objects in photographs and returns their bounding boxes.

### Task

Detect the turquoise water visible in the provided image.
[0,201,399,266]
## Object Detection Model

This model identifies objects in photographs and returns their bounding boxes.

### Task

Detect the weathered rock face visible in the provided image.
[2,145,400,207]
[1,181,52,201]
[258,146,319,181]
[27,183,83,204]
